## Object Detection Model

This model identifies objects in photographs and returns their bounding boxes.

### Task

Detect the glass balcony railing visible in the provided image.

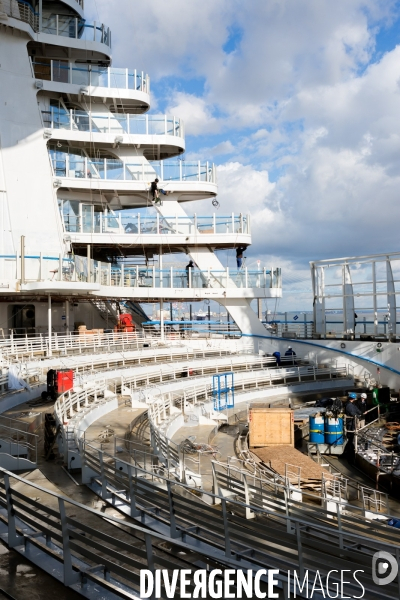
[41,15,111,47]
[59,211,250,236]
[32,60,148,92]
[42,108,183,137]
[86,263,281,290]
[51,155,215,183]
[3,1,38,30]
[2,2,110,46]
[2,254,281,291]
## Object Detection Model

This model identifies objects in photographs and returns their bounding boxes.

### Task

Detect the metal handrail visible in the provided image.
[80,439,400,600]
[53,157,216,185]
[32,60,149,92]
[0,467,252,598]
[42,108,183,137]
[59,210,247,235]
[0,331,160,359]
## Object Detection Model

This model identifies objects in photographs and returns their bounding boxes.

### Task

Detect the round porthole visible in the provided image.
[340,343,346,349]
[377,342,383,348]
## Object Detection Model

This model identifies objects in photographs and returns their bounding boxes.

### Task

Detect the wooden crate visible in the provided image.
[249,407,294,448]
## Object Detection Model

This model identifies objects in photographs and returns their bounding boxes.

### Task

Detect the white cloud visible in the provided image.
[164,93,219,135]
[84,0,400,310]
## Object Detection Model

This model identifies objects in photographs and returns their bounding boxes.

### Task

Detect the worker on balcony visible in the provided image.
[151,178,167,205]
[284,346,297,365]
[236,246,246,269]
[185,260,194,287]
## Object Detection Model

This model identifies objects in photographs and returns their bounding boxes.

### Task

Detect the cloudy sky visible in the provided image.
[86,0,400,309]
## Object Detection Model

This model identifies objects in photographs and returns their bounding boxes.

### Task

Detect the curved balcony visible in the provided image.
[1,0,38,31]
[60,210,251,251]
[33,60,150,112]
[43,109,185,158]
[2,2,111,56]
[41,15,111,47]
[9,255,281,299]
[51,155,217,202]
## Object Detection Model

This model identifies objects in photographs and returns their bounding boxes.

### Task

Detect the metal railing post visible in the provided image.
[4,473,22,548]
[166,481,178,538]
[144,533,155,574]
[99,450,111,499]
[128,465,140,517]
[59,498,80,586]
[336,502,344,549]
[221,498,231,557]
[295,521,305,579]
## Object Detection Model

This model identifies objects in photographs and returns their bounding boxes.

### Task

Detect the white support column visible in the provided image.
[65,300,70,333]
[87,245,91,283]
[48,295,52,357]
[160,300,164,341]
[372,262,378,334]
[343,264,355,334]
[159,246,163,288]
[387,258,397,336]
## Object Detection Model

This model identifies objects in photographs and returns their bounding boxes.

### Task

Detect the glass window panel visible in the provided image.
[71,64,90,86]
[109,68,126,89]
[128,116,146,134]
[90,66,108,87]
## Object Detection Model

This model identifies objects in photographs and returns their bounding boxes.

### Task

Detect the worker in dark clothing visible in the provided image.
[185,260,194,287]
[272,351,281,367]
[284,346,297,365]
[150,178,167,204]
[236,246,246,269]
[345,392,362,441]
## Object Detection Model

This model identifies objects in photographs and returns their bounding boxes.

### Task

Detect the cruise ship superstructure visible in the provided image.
[0,0,281,337]
[1,2,400,600]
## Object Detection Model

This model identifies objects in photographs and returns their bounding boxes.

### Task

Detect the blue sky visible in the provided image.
[86,0,400,309]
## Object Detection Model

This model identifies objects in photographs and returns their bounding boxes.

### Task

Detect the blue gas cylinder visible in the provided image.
[324,416,344,446]
[309,415,325,444]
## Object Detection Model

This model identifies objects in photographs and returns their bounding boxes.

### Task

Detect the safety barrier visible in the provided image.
[0,330,161,360]
[32,60,149,93]
[0,468,250,599]
[80,442,400,599]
